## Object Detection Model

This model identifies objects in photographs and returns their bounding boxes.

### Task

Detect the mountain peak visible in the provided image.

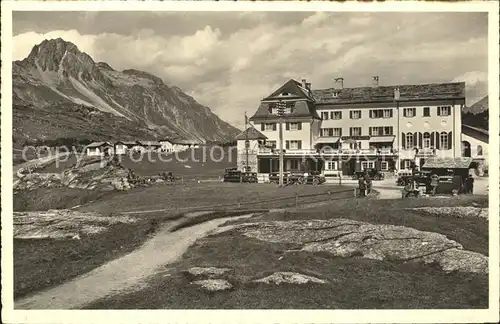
[26,38,81,63]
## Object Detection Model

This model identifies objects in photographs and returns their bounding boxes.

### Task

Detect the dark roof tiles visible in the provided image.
[312,82,466,104]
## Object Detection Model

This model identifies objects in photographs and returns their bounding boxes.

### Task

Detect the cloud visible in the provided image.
[13,12,488,126]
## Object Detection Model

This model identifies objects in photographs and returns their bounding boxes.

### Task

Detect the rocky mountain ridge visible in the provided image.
[13,38,240,144]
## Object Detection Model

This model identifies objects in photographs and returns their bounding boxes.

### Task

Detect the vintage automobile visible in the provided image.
[269,170,326,185]
[223,168,258,183]
[351,168,385,181]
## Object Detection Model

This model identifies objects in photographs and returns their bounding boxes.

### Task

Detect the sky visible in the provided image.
[13,11,489,128]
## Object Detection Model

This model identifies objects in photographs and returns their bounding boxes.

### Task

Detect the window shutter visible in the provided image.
[401,132,406,149]
[413,108,416,117]
[350,128,353,136]
[261,123,264,131]
[349,111,352,119]
[369,127,372,136]
[437,107,441,116]
[390,110,393,118]
[413,133,418,149]
[403,109,407,117]
[298,141,302,149]
[273,123,277,131]
[448,132,452,150]
[435,132,440,150]
[339,112,342,119]
[369,110,373,118]
[430,132,435,148]
[286,122,290,131]
[298,122,302,130]
[418,132,423,149]
[286,141,290,149]
[400,160,405,170]
[359,111,362,118]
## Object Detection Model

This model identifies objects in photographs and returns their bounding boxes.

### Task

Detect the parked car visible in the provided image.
[351,168,385,180]
[223,168,258,183]
[269,170,325,185]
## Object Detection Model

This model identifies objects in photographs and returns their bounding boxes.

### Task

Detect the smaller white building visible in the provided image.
[461,124,488,175]
[114,141,139,155]
[139,141,162,152]
[86,142,113,156]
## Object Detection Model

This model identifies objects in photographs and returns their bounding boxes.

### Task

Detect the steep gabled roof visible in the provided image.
[234,126,268,140]
[462,124,489,143]
[312,82,465,104]
[422,157,474,169]
[263,79,314,101]
[86,141,112,148]
[249,100,320,121]
[139,141,162,146]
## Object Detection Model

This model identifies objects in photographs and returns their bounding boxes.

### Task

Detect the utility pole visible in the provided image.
[244,111,249,172]
[278,100,285,187]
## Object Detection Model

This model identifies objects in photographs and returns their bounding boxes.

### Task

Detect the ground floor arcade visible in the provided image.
[257,155,400,176]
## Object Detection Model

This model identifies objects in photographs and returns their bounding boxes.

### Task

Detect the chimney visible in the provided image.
[372,76,379,87]
[306,82,311,91]
[301,79,307,88]
[394,87,400,101]
[334,77,344,89]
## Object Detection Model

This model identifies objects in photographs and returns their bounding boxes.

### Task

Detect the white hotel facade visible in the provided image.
[236,78,465,177]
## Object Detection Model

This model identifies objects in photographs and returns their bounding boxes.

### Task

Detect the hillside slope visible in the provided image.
[463,96,488,130]
[13,38,239,144]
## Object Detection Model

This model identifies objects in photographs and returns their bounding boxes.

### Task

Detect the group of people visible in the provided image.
[357,171,373,197]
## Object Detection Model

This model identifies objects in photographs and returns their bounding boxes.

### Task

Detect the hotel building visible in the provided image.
[236,78,465,177]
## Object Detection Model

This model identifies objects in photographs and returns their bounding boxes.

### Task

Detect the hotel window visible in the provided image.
[361,161,375,170]
[332,128,342,136]
[267,141,276,148]
[370,127,381,136]
[423,132,431,148]
[370,110,384,119]
[380,161,389,171]
[369,126,393,136]
[321,111,329,120]
[349,127,362,136]
[403,108,416,117]
[403,159,412,170]
[350,142,362,150]
[384,126,393,135]
[350,110,362,119]
[320,128,333,137]
[439,132,449,149]
[370,109,392,119]
[286,140,302,150]
[406,132,414,148]
[262,123,277,131]
[477,145,483,156]
[437,106,451,116]
[286,122,302,131]
[331,111,342,120]
[423,107,430,117]
[325,161,338,170]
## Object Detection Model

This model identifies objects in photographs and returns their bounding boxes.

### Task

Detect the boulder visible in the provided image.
[186,267,232,278]
[253,272,327,285]
[225,219,488,274]
[191,279,233,292]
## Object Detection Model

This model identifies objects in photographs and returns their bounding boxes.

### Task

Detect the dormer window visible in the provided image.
[268,102,294,115]
[332,91,340,98]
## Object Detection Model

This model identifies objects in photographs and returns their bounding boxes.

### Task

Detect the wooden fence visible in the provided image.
[122,188,357,215]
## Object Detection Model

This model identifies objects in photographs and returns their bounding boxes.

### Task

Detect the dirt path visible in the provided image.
[15,214,252,310]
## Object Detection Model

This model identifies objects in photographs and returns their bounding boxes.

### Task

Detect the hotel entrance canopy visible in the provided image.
[368,136,396,143]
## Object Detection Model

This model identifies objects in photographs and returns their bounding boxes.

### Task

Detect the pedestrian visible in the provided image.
[430,173,439,196]
[358,175,366,197]
[467,174,475,194]
[364,170,373,195]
